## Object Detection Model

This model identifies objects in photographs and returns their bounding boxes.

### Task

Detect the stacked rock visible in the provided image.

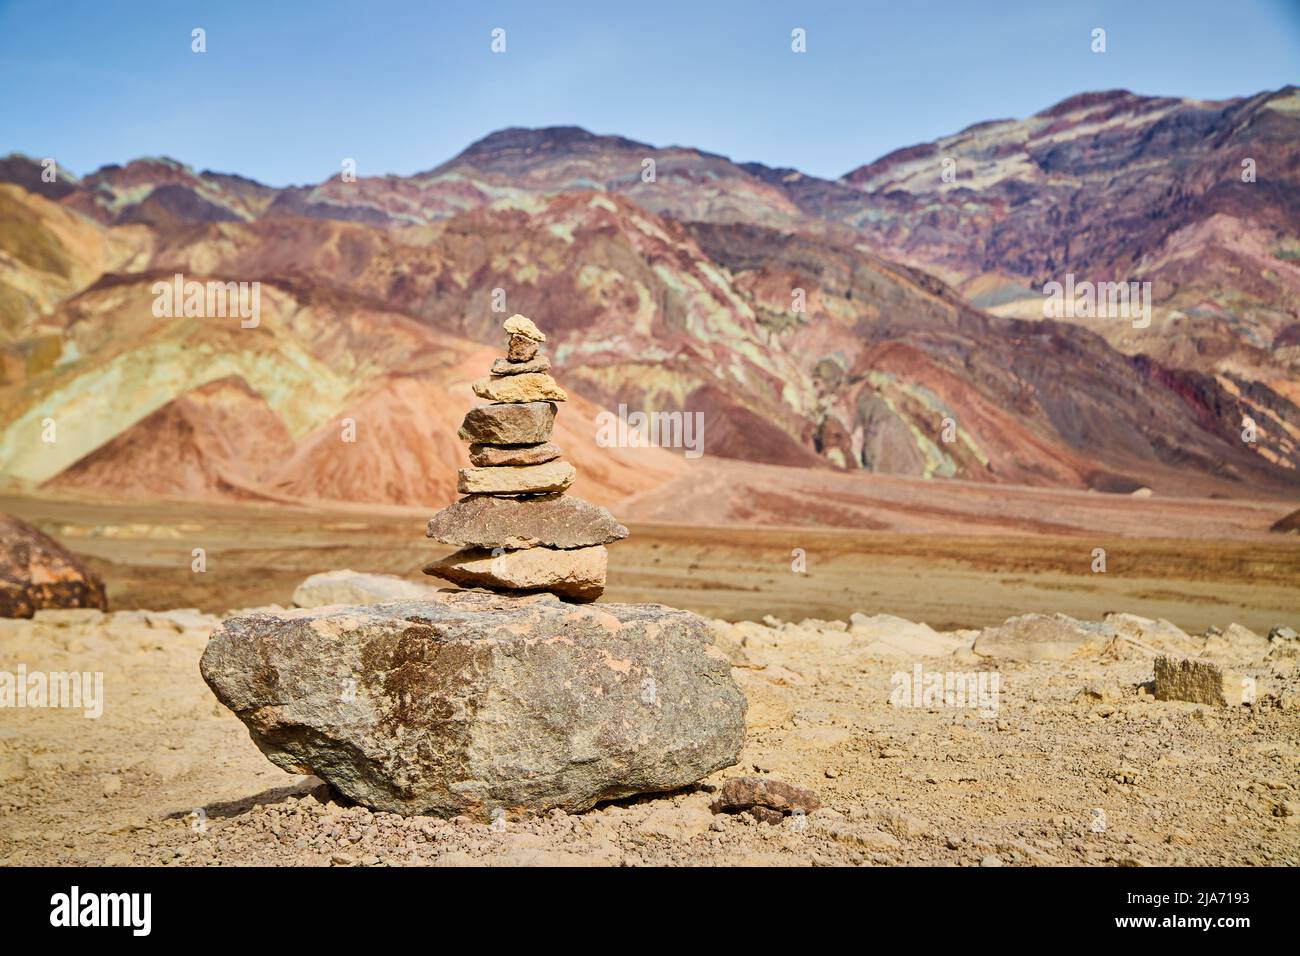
[423,314,628,602]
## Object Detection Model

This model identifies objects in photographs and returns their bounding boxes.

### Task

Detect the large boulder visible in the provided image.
[200,591,746,818]
[0,514,107,618]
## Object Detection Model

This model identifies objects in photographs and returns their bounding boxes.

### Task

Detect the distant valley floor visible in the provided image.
[3,472,1296,633]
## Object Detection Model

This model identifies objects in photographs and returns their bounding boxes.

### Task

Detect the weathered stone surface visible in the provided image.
[1201,623,1268,663]
[458,402,555,444]
[491,356,550,376]
[0,513,108,618]
[973,613,1112,662]
[706,619,754,666]
[1270,625,1299,649]
[507,334,539,362]
[1153,656,1247,707]
[1103,613,1200,656]
[503,313,545,341]
[468,441,562,467]
[712,776,821,816]
[848,612,971,659]
[199,592,746,817]
[472,372,568,404]
[427,493,628,550]
[457,461,575,495]
[425,544,607,602]
[292,569,442,608]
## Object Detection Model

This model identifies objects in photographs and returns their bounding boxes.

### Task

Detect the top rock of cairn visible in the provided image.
[502,313,545,341]
[424,315,628,602]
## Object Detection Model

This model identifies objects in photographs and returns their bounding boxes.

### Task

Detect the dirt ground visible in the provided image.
[0,491,1297,866]
[3,491,1298,633]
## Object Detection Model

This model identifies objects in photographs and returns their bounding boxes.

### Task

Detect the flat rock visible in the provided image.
[1154,656,1248,707]
[0,513,108,618]
[458,402,555,444]
[973,613,1113,662]
[425,544,607,602]
[199,592,746,817]
[503,314,545,341]
[472,372,567,404]
[712,776,821,816]
[292,569,442,608]
[458,461,575,495]
[427,493,628,550]
[468,441,562,467]
[491,356,550,376]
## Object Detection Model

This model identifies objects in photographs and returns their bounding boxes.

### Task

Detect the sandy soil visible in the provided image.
[0,486,1297,866]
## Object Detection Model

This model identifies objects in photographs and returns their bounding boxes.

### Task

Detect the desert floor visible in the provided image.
[0,487,1297,866]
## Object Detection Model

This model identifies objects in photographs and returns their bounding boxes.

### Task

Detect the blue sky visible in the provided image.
[2,0,1297,184]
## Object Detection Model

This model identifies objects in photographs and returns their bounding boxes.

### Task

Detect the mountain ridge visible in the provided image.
[2,86,1297,510]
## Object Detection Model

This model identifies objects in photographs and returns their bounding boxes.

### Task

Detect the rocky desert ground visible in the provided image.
[1,594,1296,867]
[0,488,1296,867]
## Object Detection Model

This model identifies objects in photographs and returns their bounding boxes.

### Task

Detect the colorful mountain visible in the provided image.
[1,87,1297,509]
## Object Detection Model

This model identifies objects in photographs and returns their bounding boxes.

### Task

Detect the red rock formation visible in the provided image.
[0,514,107,617]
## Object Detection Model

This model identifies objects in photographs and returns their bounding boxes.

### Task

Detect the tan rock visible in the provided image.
[468,442,562,467]
[458,401,555,444]
[973,613,1111,662]
[504,314,546,342]
[457,461,576,495]
[1202,623,1267,662]
[848,612,972,659]
[1153,656,1249,707]
[472,373,567,404]
[1103,613,1200,656]
[491,356,550,376]
[423,545,607,602]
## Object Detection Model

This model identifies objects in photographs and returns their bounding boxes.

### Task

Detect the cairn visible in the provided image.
[201,313,745,817]
[423,314,628,602]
